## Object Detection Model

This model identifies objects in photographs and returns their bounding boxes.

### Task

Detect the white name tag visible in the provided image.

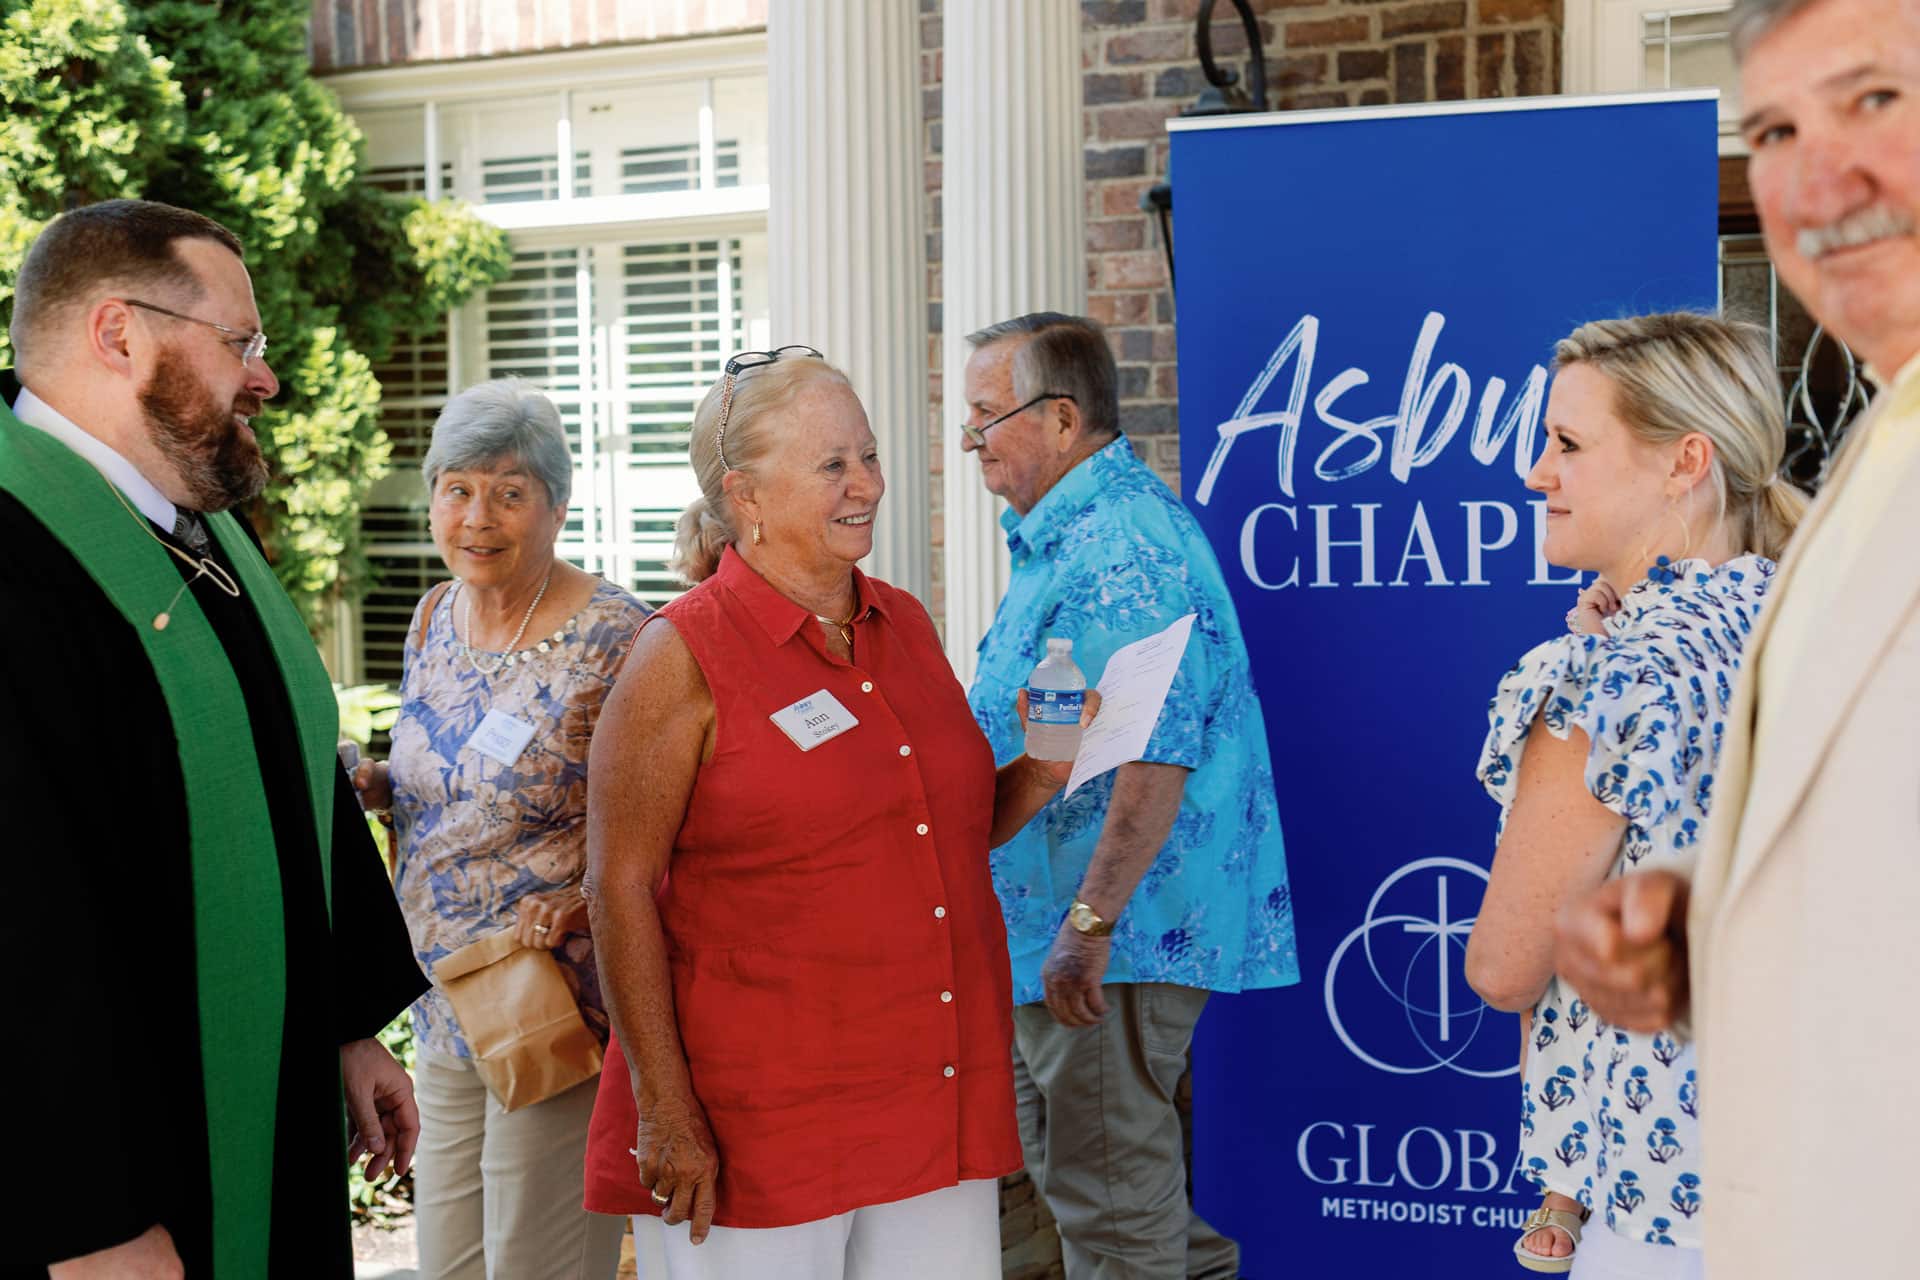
[466,708,538,766]
[768,689,859,752]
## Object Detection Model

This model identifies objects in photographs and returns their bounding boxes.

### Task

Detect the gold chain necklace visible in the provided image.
[101,481,241,630]
[813,608,856,651]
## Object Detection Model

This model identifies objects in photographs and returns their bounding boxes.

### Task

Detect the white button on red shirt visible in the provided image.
[584,546,1020,1230]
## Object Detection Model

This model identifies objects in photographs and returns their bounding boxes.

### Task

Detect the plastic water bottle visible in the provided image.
[1025,637,1087,762]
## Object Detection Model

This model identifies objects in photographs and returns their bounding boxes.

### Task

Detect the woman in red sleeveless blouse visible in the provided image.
[582,351,1085,1279]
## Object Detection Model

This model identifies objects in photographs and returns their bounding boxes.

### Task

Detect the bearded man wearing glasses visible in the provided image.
[962,312,1298,1280]
[0,199,426,1278]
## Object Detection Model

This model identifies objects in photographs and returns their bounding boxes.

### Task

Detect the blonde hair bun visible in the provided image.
[1554,312,1806,560]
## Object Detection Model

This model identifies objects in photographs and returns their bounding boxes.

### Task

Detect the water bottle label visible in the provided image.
[1026,687,1084,726]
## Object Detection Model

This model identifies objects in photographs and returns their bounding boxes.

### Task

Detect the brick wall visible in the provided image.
[925,0,1561,621]
[308,0,765,71]
[1079,0,1562,494]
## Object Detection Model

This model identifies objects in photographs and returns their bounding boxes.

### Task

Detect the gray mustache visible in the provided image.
[1796,205,1915,259]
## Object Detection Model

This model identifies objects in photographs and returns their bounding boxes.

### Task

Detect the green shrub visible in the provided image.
[335,683,402,747]
[0,0,511,628]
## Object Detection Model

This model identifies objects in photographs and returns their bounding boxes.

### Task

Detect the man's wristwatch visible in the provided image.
[1066,899,1115,937]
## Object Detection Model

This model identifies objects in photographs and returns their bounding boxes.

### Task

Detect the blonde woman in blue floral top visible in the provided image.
[353,380,648,1280]
[1464,314,1806,1279]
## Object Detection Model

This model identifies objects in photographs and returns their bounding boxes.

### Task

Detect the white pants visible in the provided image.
[630,1178,999,1280]
[412,1046,625,1280]
[1572,1226,1705,1280]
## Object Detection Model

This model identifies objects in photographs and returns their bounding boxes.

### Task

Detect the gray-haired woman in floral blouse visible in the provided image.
[354,378,648,1280]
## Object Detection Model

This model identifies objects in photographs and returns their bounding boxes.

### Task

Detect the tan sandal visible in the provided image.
[1513,1198,1584,1273]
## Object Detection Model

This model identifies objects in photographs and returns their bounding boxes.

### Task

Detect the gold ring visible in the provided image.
[651,1189,671,1205]
[533,924,550,934]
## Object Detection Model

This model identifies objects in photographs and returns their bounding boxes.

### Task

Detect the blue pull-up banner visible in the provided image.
[1170,93,1719,1276]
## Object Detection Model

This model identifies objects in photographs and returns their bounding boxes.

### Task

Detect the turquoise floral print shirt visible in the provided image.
[1479,554,1774,1249]
[967,436,1298,1005]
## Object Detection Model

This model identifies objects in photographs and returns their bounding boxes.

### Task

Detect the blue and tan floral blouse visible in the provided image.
[1478,554,1774,1248]
[967,436,1298,1005]
[389,576,649,1059]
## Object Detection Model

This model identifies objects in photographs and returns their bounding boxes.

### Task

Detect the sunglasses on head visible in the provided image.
[717,345,825,470]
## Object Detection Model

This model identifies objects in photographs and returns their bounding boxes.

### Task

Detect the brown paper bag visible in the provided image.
[432,930,603,1112]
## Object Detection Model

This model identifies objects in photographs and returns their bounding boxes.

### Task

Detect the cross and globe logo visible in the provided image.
[1323,856,1518,1078]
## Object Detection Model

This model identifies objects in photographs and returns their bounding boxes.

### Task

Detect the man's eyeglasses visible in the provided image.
[959,392,1076,449]
[124,298,269,367]
[717,345,824,470]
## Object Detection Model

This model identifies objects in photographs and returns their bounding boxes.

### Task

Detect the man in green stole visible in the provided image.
[2,201,428,1276]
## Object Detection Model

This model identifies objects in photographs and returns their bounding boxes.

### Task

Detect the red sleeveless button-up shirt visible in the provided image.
[585,548,1021,1228]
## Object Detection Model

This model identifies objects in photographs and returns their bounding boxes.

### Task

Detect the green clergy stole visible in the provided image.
[0,407,338,1276]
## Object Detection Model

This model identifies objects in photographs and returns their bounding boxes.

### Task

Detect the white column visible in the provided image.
[767,0,930,599]
[940,1,1086,681]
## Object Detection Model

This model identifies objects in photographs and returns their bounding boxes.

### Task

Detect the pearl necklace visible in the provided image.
[457,569,553,675]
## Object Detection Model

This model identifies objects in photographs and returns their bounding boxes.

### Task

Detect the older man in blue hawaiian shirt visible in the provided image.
[962,312,1297,1280]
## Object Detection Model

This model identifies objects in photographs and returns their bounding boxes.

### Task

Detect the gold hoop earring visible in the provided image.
[1635,499,1693,576]
[1668,501,1693,562]
[752,521,763,546]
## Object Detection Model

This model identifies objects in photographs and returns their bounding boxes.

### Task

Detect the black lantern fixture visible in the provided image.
[1142,0,1272,292]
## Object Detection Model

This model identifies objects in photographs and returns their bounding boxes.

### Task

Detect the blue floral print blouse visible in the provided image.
[389,577,649,1058]
[1478,554,1774,1248]
[967,436,1298,1006]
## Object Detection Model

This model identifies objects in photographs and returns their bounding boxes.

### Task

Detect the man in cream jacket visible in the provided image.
[1552,0,1920,1274]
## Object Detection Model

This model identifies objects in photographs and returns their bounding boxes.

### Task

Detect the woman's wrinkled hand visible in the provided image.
[1015,687,1103,787]
[1565,579,1622,636]
[351,758,393,811]
[634,1094,722,1244]
[514,893,591,950]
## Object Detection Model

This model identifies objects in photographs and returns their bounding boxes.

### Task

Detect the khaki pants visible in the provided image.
[413,1046,625,1280]
[1013,984,1239,1280]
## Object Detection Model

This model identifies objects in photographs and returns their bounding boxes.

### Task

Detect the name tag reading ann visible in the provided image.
[769,689,859,751]
[466,708,538,766]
